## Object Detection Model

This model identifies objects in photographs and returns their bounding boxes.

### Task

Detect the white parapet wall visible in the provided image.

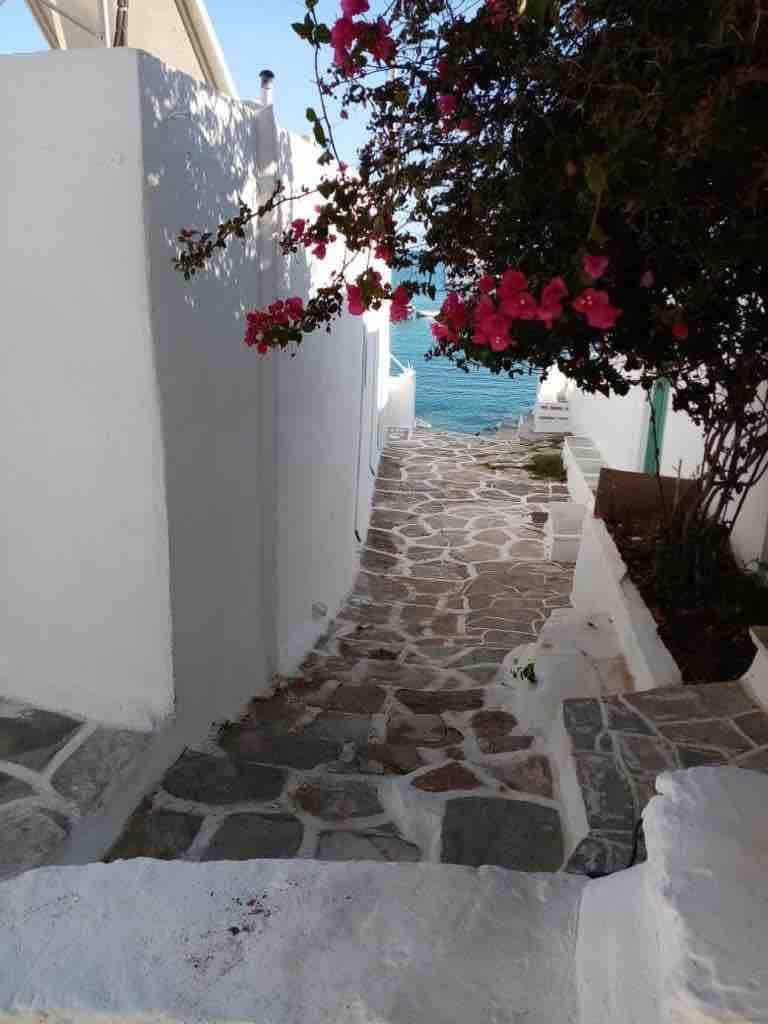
[572,514,682,691]
[0,858,585,1024]
[0,48,391,730]
[579,767,768,1024]
[0,766,765,1023]
[383,365,416,431]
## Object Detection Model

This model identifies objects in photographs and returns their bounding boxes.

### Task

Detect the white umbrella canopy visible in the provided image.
[24,0,238,96]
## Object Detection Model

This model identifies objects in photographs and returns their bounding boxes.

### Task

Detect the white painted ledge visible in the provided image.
[646,767,768,1022]
[0,859,584,1024]
[1,767,766,1024]
[572,514,682,691]
[577,765,768,1024]
[743,625,768,710]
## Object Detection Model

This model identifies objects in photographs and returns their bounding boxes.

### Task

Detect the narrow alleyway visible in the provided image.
[111,428,577,869]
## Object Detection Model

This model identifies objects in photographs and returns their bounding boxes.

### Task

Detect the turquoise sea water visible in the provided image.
[390,288,540,434]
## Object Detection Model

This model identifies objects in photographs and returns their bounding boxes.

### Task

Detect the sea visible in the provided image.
[390,279,540,435]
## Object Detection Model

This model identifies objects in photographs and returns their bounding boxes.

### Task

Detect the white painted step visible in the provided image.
[545,501,587,563]
[0,858,585,1024]
[503,611,632,736]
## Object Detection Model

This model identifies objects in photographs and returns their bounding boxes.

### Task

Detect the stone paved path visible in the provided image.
[111,428,576,871]
[563,680,768,875]
[0,701,147,880]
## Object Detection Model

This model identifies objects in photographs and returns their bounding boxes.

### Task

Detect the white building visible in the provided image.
[0,4,414,732]
[537,368,768,569]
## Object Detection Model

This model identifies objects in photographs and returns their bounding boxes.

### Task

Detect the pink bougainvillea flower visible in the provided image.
[285,297,304,320]
[437,94,458,117]
[672,321,689,340]
[565,160,579,178]
[341,0,368,16]
[458,118,476,133]
[572,288,622,329]
[374,241,393,263]
[369,18,395,62]
[431,321,455,343]
[256,341,269,354]
[582,253,609,280]
[267,300,290,325]
[498,269,528,297]
[346,285,366,316]
[640,270,655,288]
[476,311,512,350]
[501,291,538,320]
[542,277,568,304]
[538,303,562,329]
[338,161,349,173]
[442,291,469,330]
[291,218,307,238]
[330,16,358,49]
[478,274,496,293]
[311,242,327,260]
[474,294,496,319]
[389,284,410,322]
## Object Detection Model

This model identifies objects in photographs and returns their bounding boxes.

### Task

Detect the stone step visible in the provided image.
[0,697,148,882]
[555,681,768,875]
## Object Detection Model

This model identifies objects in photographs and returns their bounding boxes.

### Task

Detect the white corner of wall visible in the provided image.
[743,626,768,710]
[573,515,681,691]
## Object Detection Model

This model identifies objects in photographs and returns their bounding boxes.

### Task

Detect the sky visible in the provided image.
[0,0,368,155]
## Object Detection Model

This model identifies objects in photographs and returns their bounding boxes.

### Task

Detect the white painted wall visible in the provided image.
[138,52,278,726]
[272,130,391,669]
[384,368,417,430]
[0,47,392,728]
[569,376,768,566]
[0,50,173,729]
[566,378,648,472]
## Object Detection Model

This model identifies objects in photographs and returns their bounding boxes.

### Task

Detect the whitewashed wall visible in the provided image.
[270,130,391,670]
[138,52,278,729]
[0,48,391,728]
[566,373,768,565]
[0,50,174,729]
[566,378,648,472]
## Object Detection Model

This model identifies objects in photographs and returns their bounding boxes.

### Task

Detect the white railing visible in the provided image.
[390,352,412,375]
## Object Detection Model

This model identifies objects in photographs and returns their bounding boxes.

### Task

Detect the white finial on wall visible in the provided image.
[260,69,275,107]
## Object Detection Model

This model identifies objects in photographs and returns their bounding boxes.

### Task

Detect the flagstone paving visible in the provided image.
[0,701,147,880]
[563,680,768,875]
[110,428,576,871]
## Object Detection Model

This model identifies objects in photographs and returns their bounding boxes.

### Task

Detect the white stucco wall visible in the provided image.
[1,47,391,729]
[137,52,280,725]
[383,368,416,430]
[0,50,174,729]
[566,379,648,472]
[271,131,391,669]
[569,376,768,566]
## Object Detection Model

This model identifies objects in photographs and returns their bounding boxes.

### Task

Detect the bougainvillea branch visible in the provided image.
[174,0,768,541]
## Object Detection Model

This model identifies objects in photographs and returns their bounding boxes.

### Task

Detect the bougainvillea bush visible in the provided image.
[176,0,768,555]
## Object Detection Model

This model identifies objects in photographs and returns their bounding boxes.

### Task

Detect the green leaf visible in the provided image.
[305,0,317,8]
[589,222,609,244]
[313,121,327,147]
[585,155,608,196]
[314,23,331,43]
[305,107,318,122]
[291,20,310,39]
